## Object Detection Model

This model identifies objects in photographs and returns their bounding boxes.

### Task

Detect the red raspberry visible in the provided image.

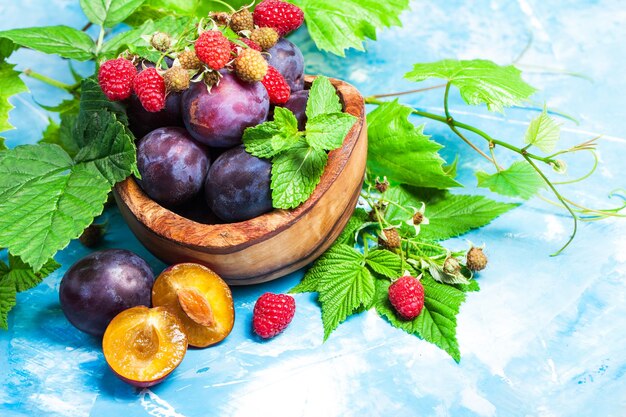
[253,293,296,339]
[388,276,425,320]
[195,30,231,70]
[132,68,165,112]
[98,58,136,101]
[253,0,304,36]
[261,66,291,105]
[230,38,262,54]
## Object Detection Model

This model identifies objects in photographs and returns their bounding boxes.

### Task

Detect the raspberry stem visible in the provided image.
[22,69,79,92]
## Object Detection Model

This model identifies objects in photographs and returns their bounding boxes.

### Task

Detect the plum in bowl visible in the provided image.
[114,76,367,285]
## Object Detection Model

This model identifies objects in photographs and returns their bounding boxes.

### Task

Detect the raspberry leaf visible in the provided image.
[405,60,536,113]
[291,0,410,57]
[312,244,374,340]
[384,186,519,241]
[80,0,147,28]
[0,27,96,61]
[0,108,136,270]
[305,76,342,119]
[524,108,561,153]
[336,208,371,245]
[365,250,403,279]
[0,63,28,138]
[476,161,545,200]
[367,101,461,189]
[270,140,327,209]
[305,113,356,151]
[0,254,59,329]
[374,276,468,362]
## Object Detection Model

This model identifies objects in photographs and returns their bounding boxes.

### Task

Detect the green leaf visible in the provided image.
[374,276,468,362]
[0,284,16,330]
[291,0,410,57]
[305,76,342,119]
[309,244,373,340]
[243,107,300,158]
[74,78,128,144]
[0,138,6,151]
[80,0,147,27]
[365,250,402,279]
[336,208,370,245]
[0,254,59,329]
[0,26,95,61]
[384,186,518,240]
[0,255,60,293]
[367,101,460,189]
[525,108,561,153]
[0,63,28,137]
[102,15,195,62]
[305,113,356,151]
[0,110,137,270]
[270,140,328,209]
[476,161,545,200]
[0,38,17,63]
[124,0,200,25]
[405,59,537,112]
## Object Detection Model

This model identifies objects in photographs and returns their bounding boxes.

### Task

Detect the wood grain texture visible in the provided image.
[115,76,367,285]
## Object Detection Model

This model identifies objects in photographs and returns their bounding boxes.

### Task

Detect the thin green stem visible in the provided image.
[443,82,452,121]
[523,155,578,256]
[95,26,105,56]
[22,69,78,92]
[210,0,237,12]
[370,83,448,99]
[553,151,598,185]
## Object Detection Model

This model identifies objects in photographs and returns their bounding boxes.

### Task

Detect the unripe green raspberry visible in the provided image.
[151,32,171,52]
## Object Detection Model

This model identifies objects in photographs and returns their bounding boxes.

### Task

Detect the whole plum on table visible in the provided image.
[59,249,154,336]
[126,92,183,139]
[137,127,210,207]
[182,73,269,148]
[266,38,305,92]
[205,145,273,222]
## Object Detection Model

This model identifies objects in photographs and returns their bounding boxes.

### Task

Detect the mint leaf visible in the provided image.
[306,76,342,119]
[0,26,95,61]
[312,244,374,340]
[0,110,136,270]
[405,60,537,112]
[291,0,410,57]
[365,250,402,279]
[367,101,460,189]
[270,140,327,209]
[476,161,545,200]
[525,109,561,153]
[0,63,28,137]
[243,107,299,158]
[80,0,147,28]
[305,113,356,151]
[0,254,59,329]
[374,277,468,362]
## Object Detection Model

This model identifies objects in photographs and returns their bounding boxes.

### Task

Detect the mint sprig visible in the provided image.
[243,76,357,209]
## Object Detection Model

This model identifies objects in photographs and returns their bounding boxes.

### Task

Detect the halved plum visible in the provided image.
[103,306,188,387]
[152,263,235,348]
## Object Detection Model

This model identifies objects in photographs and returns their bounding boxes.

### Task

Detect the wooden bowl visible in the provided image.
[114,76,367,285]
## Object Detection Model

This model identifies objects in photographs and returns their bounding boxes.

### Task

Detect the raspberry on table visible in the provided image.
[133,68,166,112]
[98,58,136,101]
[261,66,291,105]
[388,275,425,320]
[253,293,296,339]
[195,30,231,71]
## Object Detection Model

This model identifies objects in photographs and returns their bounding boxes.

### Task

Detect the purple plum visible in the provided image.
[266,38,305,92]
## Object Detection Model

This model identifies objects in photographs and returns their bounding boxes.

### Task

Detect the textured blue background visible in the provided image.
[2,1,626,416]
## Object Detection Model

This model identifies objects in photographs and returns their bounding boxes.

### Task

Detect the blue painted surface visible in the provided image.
[2,1,626,416]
